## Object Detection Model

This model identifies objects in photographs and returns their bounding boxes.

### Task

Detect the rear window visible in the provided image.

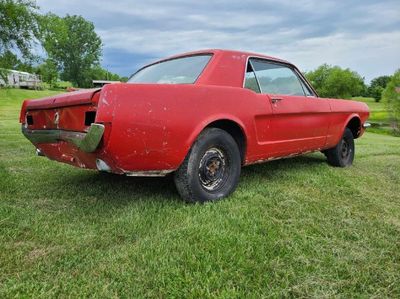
[128,54,212,84]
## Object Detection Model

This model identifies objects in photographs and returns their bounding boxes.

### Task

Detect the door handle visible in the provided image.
[271,97,283,104]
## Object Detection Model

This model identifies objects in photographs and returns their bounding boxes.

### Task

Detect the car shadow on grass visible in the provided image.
[56,153,327,205]
[64,171,180,203]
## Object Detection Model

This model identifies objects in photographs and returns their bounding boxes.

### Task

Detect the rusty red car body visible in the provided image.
[20,49,369,202]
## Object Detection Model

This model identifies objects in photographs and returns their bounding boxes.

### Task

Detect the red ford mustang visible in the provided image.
[20,49,370,202]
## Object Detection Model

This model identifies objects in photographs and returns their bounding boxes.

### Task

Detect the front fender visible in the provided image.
[330,113,361,147]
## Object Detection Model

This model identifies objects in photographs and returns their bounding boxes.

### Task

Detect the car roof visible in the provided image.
[164,49,291,65]
[132,49,298,88]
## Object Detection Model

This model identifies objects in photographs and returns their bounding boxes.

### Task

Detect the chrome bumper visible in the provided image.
[22,123,105,153]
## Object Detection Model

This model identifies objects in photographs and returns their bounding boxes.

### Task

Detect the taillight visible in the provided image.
[85,111,96,126]
[26,114,34,125]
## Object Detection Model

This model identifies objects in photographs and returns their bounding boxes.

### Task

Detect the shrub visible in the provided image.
[382,70,400,134]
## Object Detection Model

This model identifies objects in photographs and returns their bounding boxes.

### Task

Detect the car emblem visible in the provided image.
[54,112,59,126]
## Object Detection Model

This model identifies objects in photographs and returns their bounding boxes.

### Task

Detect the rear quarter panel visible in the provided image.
[96,83,267,172]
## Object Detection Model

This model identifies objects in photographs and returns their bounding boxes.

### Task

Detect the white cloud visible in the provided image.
[37,0,400,80]
[97,26,400,80]
[279,31,400,79]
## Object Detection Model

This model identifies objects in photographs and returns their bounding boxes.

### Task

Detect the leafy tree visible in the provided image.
[87,65,123,83]
[0,50,20,69]
[35,58,58,86]
[367,75,392,102]
[0,0,39,80]
[0,0,39,56]
[305,64,365,99]
[382,70,400,134]
[0,49,36,75]
[40,13,102,87]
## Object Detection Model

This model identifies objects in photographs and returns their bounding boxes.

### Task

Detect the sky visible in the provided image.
[36,0,400,82]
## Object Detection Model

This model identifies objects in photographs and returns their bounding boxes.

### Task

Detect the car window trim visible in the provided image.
[248,57,307,96]
[242,56,318,97]
[244,60,262,93]
[294,70,310,96]
[292,68,318,97]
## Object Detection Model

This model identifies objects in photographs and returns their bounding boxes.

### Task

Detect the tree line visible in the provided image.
[305,65,399,133]
[304,64,394,103]
[0,0,127,88]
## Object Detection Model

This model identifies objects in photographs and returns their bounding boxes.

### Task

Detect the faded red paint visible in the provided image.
[20,49,369,174]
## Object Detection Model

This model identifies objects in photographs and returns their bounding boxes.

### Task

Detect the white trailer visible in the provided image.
[0,70,42,89]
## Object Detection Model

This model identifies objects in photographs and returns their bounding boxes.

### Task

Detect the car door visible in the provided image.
[250,58,331,156]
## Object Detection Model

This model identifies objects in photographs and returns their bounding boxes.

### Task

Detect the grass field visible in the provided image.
[352,97,388,123]
[1,89,400,297]
[352,97,395,136]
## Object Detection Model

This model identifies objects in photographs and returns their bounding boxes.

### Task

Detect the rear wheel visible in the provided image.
[325,128,355,167]
[174,128,241,203]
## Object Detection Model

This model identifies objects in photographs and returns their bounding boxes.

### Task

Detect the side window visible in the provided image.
[250,59,305,96]
[244,62,261,93]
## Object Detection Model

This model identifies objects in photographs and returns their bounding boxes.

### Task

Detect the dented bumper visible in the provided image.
[21,123,105,153]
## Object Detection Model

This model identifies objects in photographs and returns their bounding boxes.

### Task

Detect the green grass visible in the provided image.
[352,96,390,123]
[1,89,400,297]
[352,97,396,136]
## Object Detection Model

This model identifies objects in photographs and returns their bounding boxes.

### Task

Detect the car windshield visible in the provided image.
[128,54,212,84]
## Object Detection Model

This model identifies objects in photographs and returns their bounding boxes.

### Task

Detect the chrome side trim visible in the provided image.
[124,169,174,177]
[22,123,105,153]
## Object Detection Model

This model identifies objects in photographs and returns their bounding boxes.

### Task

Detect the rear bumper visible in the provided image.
[21,123,105,153]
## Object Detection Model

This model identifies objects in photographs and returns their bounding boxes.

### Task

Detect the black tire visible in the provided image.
[325,128,355,167]
[174,128,241,203]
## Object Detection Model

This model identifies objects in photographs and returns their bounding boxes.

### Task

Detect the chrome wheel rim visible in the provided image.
[198,147,227,191]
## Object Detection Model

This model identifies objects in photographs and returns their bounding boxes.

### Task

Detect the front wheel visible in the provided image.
[174,128,241,203]
[325,128,355,167]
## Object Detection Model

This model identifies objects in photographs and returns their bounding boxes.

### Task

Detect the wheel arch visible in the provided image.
[345,115,362,139]
[205,119,247,164]
[185,116,248,166]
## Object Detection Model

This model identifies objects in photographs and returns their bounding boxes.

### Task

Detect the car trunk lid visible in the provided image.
[20,89,102,132]
[24,88,101,110]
